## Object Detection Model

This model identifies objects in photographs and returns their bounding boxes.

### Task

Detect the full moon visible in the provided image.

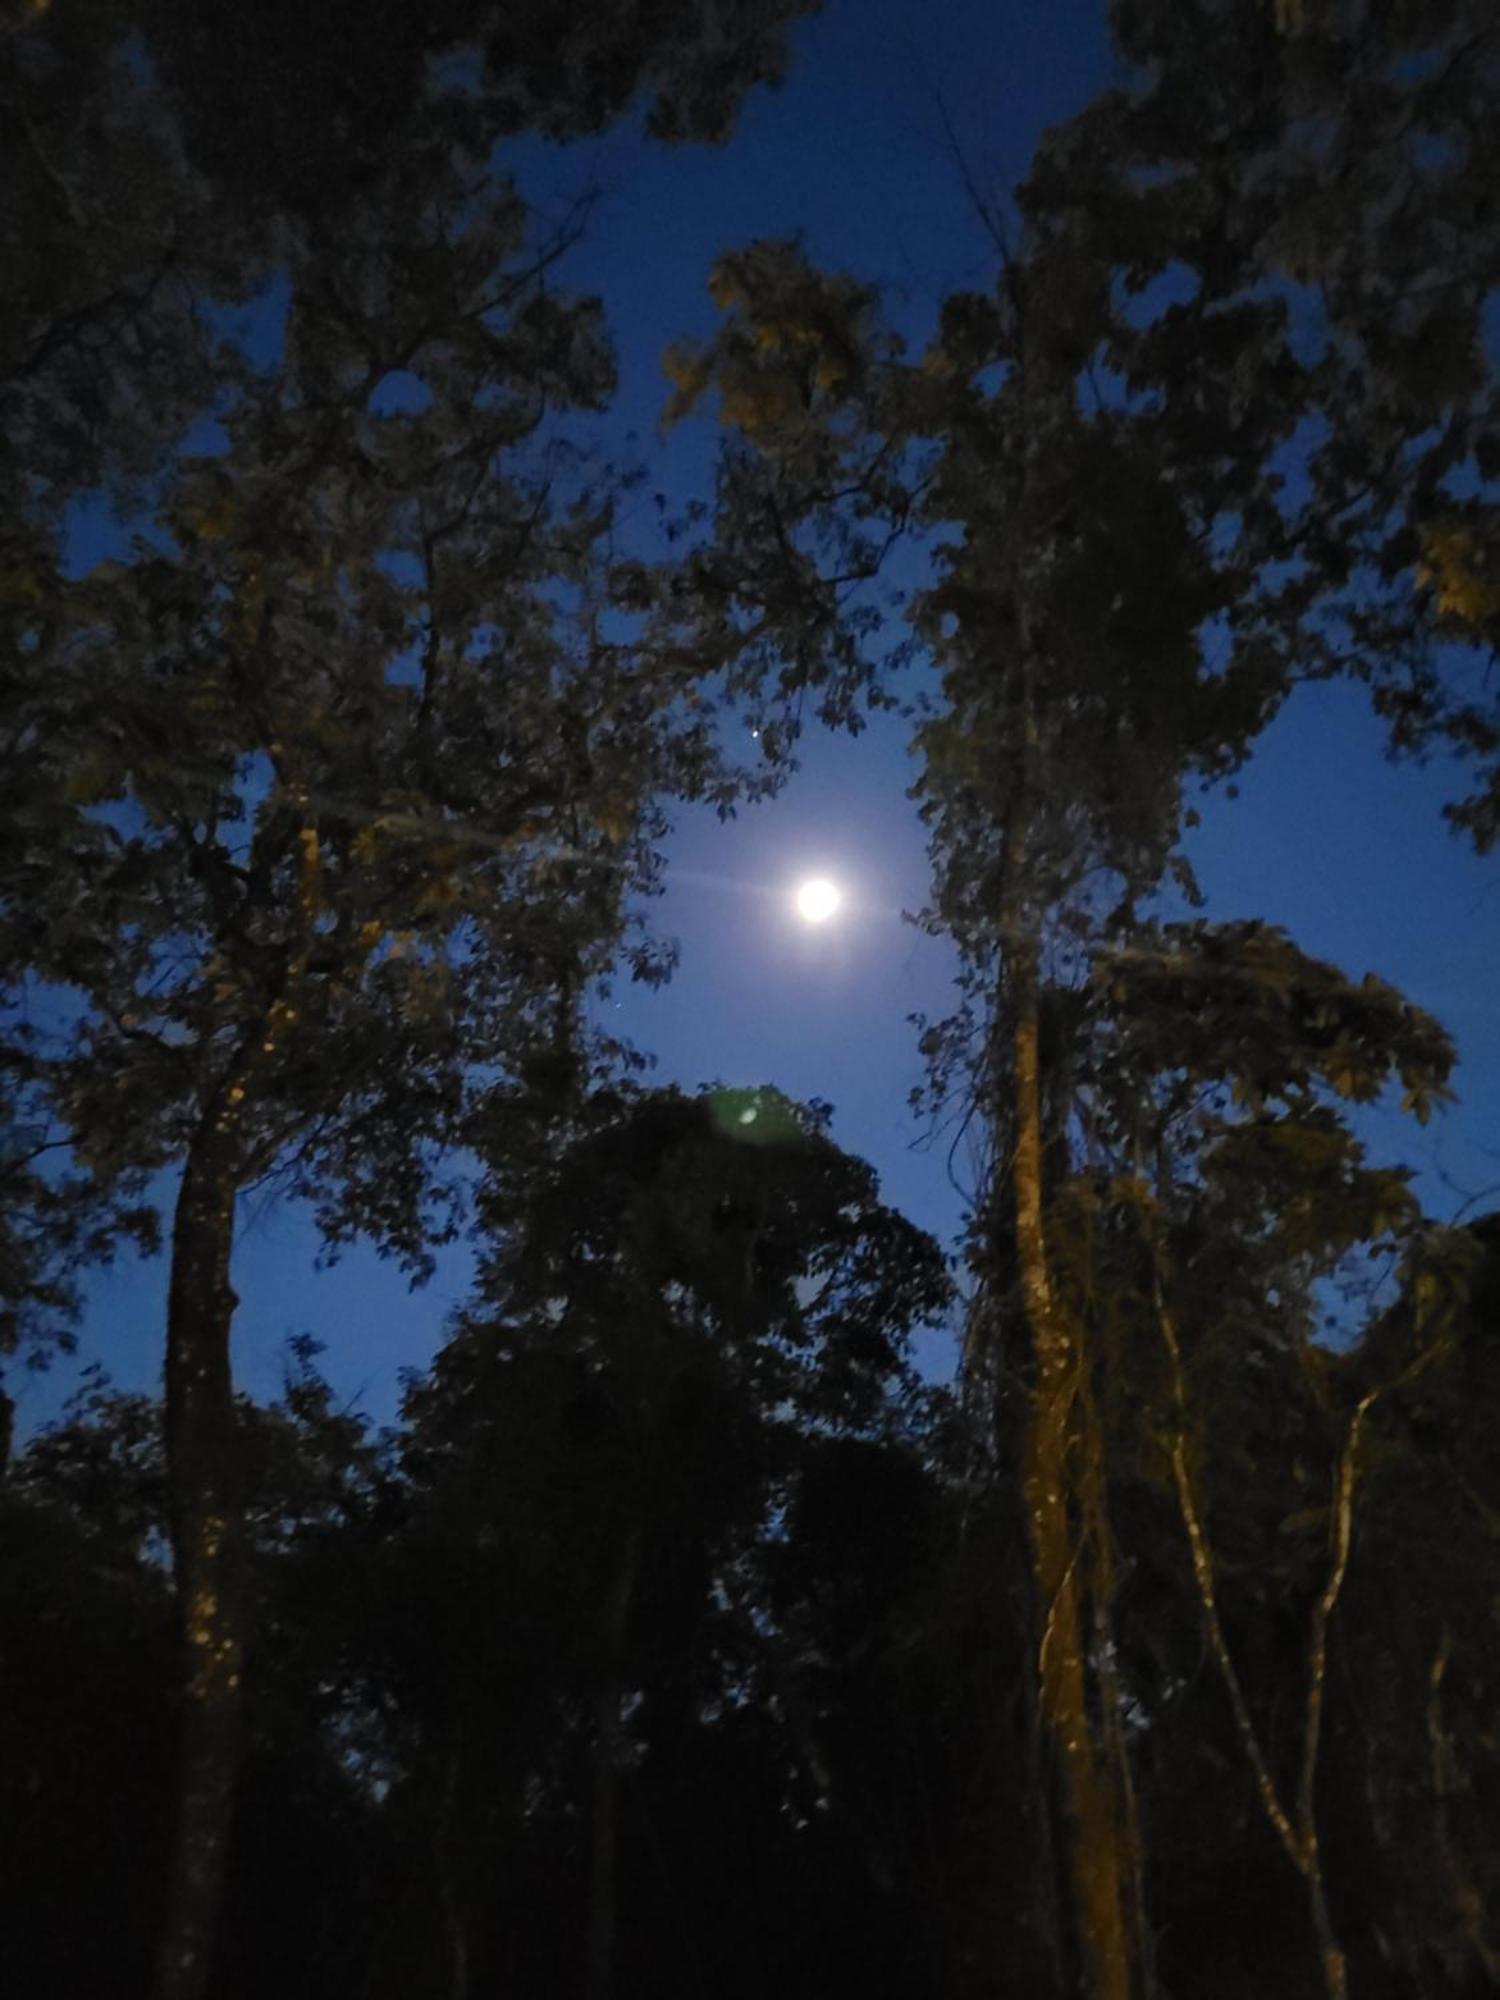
[795,877,842,924]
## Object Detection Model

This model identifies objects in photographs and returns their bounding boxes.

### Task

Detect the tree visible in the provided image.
[10,2,1500,1990]
[1018,0,1500,848]
[9,1153,1495,1998]
[665,186,1491,2000]
[0,1350,394,2000]
[1043,921,1456,1998]
[2,0,842,1981]
[1,0,821,492]
[666,220,1307,1993]
[0,5,245,507]
[661,8,1500,1970]
[388,1086,952,1999]
[2,69,825,2000]
[1334,1216,1500,1993]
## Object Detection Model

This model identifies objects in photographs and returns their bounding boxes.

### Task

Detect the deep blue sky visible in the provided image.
[24,0,1500,1429]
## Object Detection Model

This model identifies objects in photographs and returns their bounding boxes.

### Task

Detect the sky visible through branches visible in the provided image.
[25,0,1499,1430]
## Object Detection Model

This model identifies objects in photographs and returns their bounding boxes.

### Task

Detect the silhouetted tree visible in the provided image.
[2,8,821,1982]
[384,1086,952,2000]
[663,6,1500,1969]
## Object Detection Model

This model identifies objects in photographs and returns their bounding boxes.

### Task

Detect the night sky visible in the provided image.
[28,0,1500,1429]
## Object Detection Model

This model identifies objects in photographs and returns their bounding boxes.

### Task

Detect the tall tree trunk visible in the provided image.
[588,1526,640,2000]
[151,1116,246,2000]
[1010,946,1136,2000]
[150,806,317,2000]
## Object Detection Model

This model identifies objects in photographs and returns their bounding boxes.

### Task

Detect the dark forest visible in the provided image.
[3,4,1499,1997]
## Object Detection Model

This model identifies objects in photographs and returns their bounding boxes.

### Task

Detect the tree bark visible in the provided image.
[151,1114,247,2000]
[1011,956,1136,2000]
[989,493,1138,1996]
[150,803,318,2000]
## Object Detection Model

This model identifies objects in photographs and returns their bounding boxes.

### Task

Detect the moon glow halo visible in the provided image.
[795,877,842,924]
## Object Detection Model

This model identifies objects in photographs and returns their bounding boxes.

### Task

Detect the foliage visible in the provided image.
[321,1088,954,1997]
[5,1213,1498,2000]
[662,8,1500,1991]
[1,5,833,1993]
[1021,0,1500,847]
[5,1,1500,1995]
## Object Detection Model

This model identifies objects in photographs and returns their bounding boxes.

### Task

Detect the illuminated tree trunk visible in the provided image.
[1008,925,1136,2000]
[990,572,1139,1996]
[151,1112,246,2000]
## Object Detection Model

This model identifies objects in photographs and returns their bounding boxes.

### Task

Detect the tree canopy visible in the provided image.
[4,1,1500,1996]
